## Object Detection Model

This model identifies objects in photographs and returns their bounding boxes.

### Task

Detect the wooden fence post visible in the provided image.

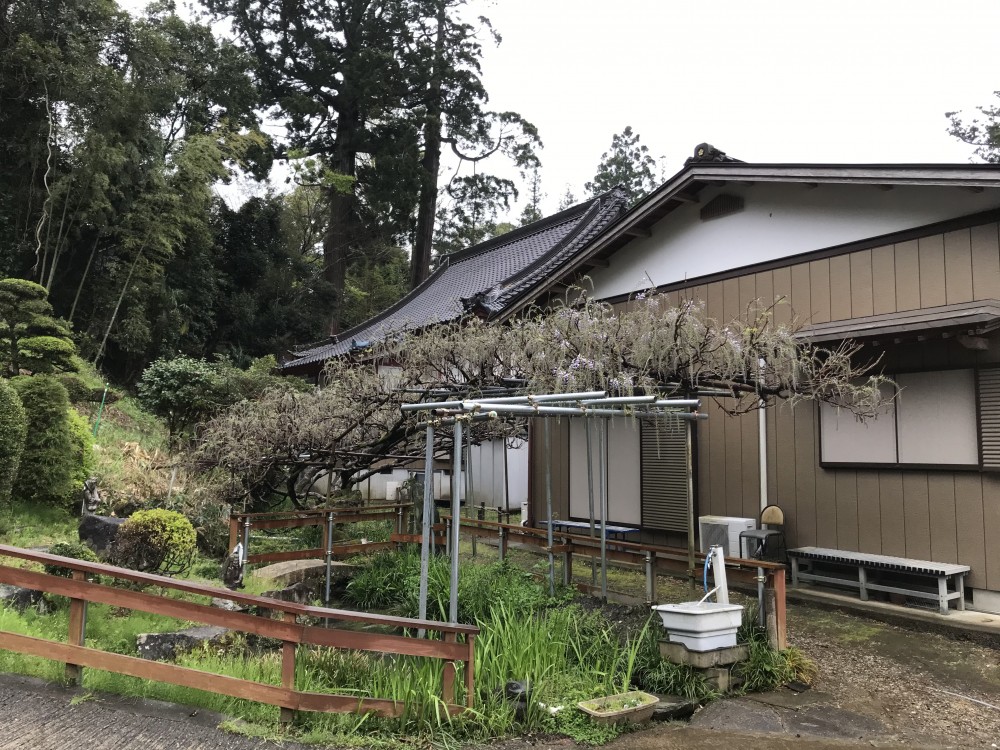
[442,632,457,706]
[465,634,476,710]
[280,612,297,726]
[765,569,787,650]
[65,570,87,685]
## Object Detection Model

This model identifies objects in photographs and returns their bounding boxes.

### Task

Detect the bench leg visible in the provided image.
[956,574,966,612]
[858,565,869,602]
[790,556,800,586]
[938,576,949,615]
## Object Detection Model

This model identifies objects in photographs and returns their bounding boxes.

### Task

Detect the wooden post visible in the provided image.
[765,569,787,650]
[65,570,86,686]
[644,551,656,604]
[563,546,573,586]
[442,632,457,706]
[465,634,476,710]
[280,612,297,726]
[498,524,507,561]
[228,515,240,554]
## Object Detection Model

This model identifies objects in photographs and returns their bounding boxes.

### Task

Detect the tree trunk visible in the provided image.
[323,110,360,336]
[410,0,446,289]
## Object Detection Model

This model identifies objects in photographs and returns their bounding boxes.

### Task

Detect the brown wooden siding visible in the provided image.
[684,221,1000,590]
[530,220,1000,592]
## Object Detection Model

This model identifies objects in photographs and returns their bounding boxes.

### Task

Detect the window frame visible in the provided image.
[817,364,984,472]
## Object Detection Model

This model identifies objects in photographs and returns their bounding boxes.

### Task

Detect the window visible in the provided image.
[820,369,978,467]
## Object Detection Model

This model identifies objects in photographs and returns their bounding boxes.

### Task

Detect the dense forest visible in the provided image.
[0,0,553,383]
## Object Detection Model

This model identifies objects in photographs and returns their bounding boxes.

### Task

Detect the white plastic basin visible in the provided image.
[652,601,744,652]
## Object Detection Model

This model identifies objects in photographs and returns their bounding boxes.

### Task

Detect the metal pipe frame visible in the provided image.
[585,417,597,585]
[418,424,434,635]
[449,420,463,623]
[544,419,555,597]
[324,511,334,604]
[598,418,608,600]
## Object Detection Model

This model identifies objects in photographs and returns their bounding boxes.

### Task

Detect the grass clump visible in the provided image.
[733,604,817,692]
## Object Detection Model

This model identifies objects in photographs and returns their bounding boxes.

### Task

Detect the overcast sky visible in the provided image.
[128,0,1000,216]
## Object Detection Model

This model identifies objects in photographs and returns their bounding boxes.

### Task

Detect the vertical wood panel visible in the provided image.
[808,259,831,324]
[834,471,859,552]
[755,272,774,319]
[902,473,931,560]
[774,402,798,545]
[894,240,920,311]
[706,399,727,515]
[790,263,811,325]
[706,281,725,321]
[814,467,838,548]
[738,276,759,517]
[971,223,1000,301]
[878,472,905,557]
[953,473,986,589]
[772,266,793,327]
[981,475,1000,591]
[944,229,973,304]
[850,250,874,318]
[765,395,778,507]
[828,255,852,320]
[697,401,712,515]
[666,290,680,307]
[918,234,946,307]
[856,472,882,554]
[870,245,897,315]
[738,274,756,318]
[926,474,958,564]
[724,411,743,517]
[723,278,740,322]
[792,403,817,546]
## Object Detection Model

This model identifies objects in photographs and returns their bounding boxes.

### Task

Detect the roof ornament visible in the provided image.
[687,143,743,164]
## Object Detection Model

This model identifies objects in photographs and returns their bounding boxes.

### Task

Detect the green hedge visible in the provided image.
[10,376,77,505]
[0,378,27,506]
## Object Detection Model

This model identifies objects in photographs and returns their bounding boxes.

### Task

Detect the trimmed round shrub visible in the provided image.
[0,378,27,507]
[10,375,76,505]
[45,541,99,579]
[111,509,197,576]
[54,373,93,403]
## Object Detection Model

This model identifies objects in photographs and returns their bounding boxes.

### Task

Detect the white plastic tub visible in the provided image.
[652,601,744,651]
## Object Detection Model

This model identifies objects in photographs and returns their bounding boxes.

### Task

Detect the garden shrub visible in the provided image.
[0,378,27,507]
[10,376,78,505]
[44,541,99,579]
[54,373,93,403]
[66,408,96,489]
[111,509,197,576]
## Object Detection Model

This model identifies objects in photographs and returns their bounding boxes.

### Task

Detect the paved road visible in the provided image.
[0,674,934,750]
[0,674,298,750]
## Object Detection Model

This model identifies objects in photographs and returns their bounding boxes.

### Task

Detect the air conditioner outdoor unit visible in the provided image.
[698,515,756,559]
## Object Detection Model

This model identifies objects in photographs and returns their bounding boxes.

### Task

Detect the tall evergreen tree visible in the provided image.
[585,126,658,206]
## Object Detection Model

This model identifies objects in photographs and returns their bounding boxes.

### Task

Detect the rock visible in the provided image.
[252,559,354,587]
[136,626,230,661]
[0,584,45,613]
[260,581,316,604]
[79,513,124,555]
[210,597,245,612]
[651,694,699,721]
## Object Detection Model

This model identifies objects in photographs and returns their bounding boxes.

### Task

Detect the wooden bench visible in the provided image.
[788,547,970,615]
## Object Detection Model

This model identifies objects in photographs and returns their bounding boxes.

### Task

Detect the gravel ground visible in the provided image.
[787,605,1000,748]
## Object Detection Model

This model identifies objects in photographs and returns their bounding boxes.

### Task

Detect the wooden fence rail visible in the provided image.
[0,544,476,721]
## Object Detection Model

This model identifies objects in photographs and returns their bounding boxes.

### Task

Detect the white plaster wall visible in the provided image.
[588,183,1000,300]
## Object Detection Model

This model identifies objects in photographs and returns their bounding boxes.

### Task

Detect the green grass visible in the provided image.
[0,501,78,548]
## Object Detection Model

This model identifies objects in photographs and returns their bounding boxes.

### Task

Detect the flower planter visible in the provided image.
[652,601,744,652]
[576,690,658,725]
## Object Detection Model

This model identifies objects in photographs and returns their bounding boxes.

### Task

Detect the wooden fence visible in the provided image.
[229,503,409,564]
[233,504,787,648]
[0,544,477,721]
